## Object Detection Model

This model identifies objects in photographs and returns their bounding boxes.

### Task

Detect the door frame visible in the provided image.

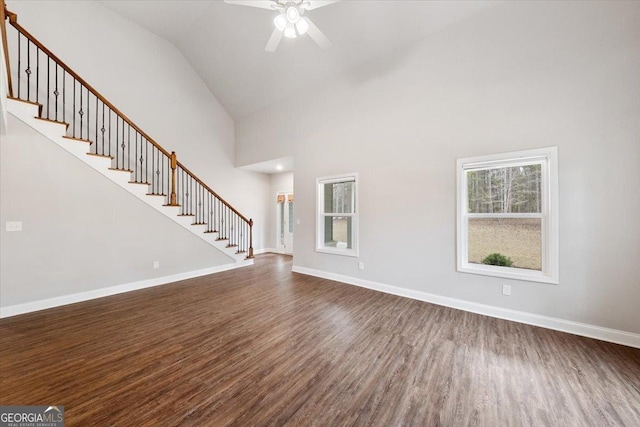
[276,191,294,255]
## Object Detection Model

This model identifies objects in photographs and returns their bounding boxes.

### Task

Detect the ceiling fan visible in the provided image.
[224,0,339,52]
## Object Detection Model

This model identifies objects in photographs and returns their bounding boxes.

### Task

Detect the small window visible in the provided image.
[457,147,558,284]
[317,174,358,257]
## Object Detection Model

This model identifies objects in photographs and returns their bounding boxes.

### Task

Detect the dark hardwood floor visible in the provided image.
[1,254,639,426]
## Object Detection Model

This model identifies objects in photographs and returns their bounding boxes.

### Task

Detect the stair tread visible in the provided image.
[163,204,181,207]
[204,230,219,234]
[108,168,134,173]
[63,136,92,144]
[86,152,114,159]
[215,238,229,241]
[8,97,41,107]
[34,116,70,129]
[146,193,167,197]
[177,214,195,217]
[192,222,207,226]
[128,181,151,185]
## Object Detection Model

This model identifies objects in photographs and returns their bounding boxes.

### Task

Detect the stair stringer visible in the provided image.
[7,98,252,266]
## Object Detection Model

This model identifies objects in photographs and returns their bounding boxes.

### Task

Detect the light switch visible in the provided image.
[6,221,23,232]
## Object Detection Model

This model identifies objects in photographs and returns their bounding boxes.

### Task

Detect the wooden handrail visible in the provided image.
[1,0,14,97]
[7,16,171,159]
[176,160,250,224]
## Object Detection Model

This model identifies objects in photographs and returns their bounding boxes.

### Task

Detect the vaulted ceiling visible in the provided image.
[101,1,502,120]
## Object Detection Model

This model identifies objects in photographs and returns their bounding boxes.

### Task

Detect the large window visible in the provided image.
[457,147,558,284]
[317,174,358,257]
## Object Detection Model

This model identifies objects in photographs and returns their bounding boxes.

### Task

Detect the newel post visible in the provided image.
[1,0,14,98]
[169,151,178,206]
[248,218,254,259]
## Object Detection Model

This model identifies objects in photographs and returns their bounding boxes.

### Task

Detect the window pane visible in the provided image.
[323,216,352,249]
[468,218,541,271]
[467,164,541,214]
[323,181,354,214]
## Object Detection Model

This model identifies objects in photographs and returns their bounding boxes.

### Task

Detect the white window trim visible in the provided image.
[456,147,559,284]
[316,173,359,257]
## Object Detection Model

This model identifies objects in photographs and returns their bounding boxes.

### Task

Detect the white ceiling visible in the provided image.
[100,0,502,121]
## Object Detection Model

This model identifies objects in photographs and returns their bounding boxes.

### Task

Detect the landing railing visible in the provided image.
[1,3,253,258]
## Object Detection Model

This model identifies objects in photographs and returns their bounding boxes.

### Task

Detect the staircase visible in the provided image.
[1,5,254,265]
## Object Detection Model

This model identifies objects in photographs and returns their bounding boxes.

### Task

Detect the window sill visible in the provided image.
[457,264,558,285]
[316,247,358,258]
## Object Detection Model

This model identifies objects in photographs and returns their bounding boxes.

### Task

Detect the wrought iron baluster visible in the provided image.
[135,132,139,182]
[200,185,204,223]
[181,169,185,213]
[108,109,111,156]
[62,70,65,123]
[187,175,191,215]
[207,192,211,232]
[199,185,203,223]
[120,117,125,170]
[127,125,131,173]
[26,39,31,100]
[145,138,149,183]
[17,32,20,98]
[79,85,84,138]
[95,96,98,152]
[115,115,119,168]
[35,47,38,104]
[72,78,76,137]
[45,56,49,118]
[139,137,144,183]
[157,150,161,195]
[101,103,105,155]
[87,89,90,141]
[54,64,59,121]
[195,184,199,222]
[151,145,155,193]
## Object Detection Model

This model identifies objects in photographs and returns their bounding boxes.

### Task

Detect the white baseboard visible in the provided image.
[254,248,288,255]
[0,262,251,319]
[291,265,640,349]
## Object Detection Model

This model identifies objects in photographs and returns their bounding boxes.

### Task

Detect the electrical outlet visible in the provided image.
[358,262,365,270]
[6,221,22,232]
[153,261,160,269]
[502,284,512,296]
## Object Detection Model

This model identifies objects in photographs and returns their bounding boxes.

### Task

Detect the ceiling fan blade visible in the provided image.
[305,17,331,49]
[302,0,340,10]
[224,0,277,10]
[265,28,284,52]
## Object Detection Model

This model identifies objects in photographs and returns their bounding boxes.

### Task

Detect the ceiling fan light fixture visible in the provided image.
[286,6,300,23]
[284,22,297,38]
[273,13,287,31]
[295,17,309,35]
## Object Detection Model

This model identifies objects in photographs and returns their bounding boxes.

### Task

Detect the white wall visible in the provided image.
[6,0,270,249]
[1,0,271,310]
[1,114,231,307]
[266,172,294,251]
[236,1,640,334]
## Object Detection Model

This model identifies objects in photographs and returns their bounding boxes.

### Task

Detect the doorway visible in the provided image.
[277,193,294,254]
